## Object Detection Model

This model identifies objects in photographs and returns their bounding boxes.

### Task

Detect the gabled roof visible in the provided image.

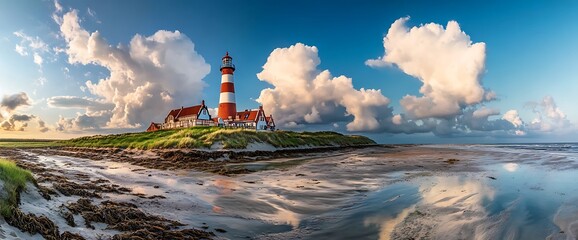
[165,100,209,122]
[147,122,162,132]
[166,108,182,121]
[236,109,260,121]
[176,105,202,119]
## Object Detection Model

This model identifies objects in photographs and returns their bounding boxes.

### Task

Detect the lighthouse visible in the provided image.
[218,52,237,120]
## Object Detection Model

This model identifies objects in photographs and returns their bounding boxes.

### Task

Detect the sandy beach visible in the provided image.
[0,144,577,239]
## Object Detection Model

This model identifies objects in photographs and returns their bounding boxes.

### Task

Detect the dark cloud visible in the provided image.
[1,114,35,131]
[38,119,49,133]
[10,114,34,122]
[0,121,12,131]
[1,92,31,112]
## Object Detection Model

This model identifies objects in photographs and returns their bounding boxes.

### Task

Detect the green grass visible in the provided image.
[59,127,376,150]
[0,141,62,148]
[0,159,34,217]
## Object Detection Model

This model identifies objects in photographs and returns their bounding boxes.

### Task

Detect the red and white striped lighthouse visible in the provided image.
[218,52,237,120]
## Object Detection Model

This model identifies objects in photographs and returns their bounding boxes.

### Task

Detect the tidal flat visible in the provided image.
[0,144,577,239]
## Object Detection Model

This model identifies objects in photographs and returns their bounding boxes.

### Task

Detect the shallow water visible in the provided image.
[4,144,578,239]
[230,145,578,239]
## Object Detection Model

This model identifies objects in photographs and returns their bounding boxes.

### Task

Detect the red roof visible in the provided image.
[146,122,161,132]
[236,109,259,121]
[166,109,181,121]
[176,105,202,119]
[165,100,208,122]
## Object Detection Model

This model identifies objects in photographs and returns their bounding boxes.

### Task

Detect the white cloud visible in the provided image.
[367,17,488,119]
[87,8,96,17]
[56,9,210,130]
[13,31,48,52]
[256,43,391,131]
[15,44,27,56]
[473,107,500,119]
[86,8,101,23]
[357,17,532,137]
[54,0,62,13]
[526,96,572,133]
[13,31,50,68]
[502,110,523,128]
[47,96,114,111]
[392,114,403,125]
[52,0,63,24]
[33,53,43,66]
[208,107,218,118]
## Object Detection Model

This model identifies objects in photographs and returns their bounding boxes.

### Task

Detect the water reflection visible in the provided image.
[420,176,495,208]
[361,176,498,240]
[503,163,519,172]
[363,206,415,240]
[551,201,578,239]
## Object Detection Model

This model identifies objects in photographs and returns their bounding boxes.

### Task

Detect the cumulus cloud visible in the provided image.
[367,17,488,119]
[254,41,519,136]
[256,43,391,131]
[502,110,523,128]
[0,92,49,133]
[54,9,210,131]
[1,92,31,112]
[1,114,35,131]
[356,16,532,137]
[526,96,572,133]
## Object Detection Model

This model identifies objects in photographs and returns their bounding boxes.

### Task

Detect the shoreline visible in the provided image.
[16,144,389,175]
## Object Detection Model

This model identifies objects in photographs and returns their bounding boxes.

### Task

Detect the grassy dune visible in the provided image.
[0,159,34,217]
[0,141,60,148]
[59,127,376,150]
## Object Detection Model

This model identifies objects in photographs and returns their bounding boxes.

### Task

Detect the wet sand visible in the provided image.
[0,145,577,239]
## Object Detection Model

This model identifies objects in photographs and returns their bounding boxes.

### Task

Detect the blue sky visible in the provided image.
[0,0,577,143]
